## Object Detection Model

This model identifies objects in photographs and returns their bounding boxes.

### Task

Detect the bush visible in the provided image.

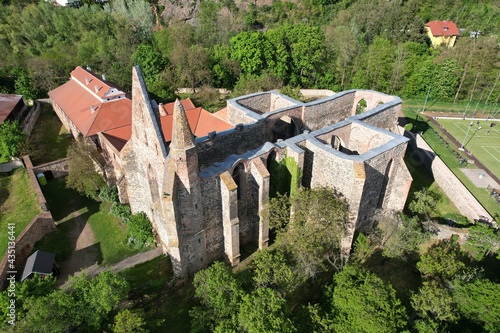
[99,185,119,203]
[110,202,132,223]
[127,212,154,248]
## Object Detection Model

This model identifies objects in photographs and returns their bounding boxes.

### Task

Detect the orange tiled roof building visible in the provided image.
[425,20,460,48]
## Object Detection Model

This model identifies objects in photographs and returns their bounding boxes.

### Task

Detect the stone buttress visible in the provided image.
[162,100,206,276]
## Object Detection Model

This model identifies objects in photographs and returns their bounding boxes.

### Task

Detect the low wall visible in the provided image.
[21,101,42,136]
[33,158,70,179]
[22,156,48,211]
[406,131,493,223]
[0,212,56,290]
[0,155,56,290]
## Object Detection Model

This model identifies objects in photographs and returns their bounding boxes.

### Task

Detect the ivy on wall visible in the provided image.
[268,154,302,198]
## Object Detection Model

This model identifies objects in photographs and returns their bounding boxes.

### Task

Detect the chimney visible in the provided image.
[102,74,106,81]
[90,105,96,113]
[158,103,167,116]
[94,85,99,93]
[85,77,89,85]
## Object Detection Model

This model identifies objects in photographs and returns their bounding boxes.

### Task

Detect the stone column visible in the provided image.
[220,171,240,266]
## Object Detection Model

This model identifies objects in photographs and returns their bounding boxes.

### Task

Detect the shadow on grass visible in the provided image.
[0,172,12,208]
[41,178,97,222]
[120,256,197,333]
[360,249,421,310]
[28,102,73,165]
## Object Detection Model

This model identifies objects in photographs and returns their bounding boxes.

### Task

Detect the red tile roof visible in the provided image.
[425,21,460,36]
[103,105,233,151]
[0,94,23,123]
[160,98,195,116]
[49,67,131,137]
[160,107,233,143]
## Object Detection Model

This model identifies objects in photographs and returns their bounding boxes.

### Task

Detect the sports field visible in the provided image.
[436,118,500,178]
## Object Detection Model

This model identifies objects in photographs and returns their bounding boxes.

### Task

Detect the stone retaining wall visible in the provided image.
[0,212,56,290]
[33,158,70,179]
[406,131,493,223]
[0,155,56,290]
[21,101,42,136]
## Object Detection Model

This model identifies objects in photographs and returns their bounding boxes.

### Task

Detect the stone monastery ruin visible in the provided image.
[50,66,412,277]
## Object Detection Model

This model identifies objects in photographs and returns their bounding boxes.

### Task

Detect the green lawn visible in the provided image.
[0,169,41,259]
[405,149,464,221]
[403,99,498,116]
[38,178,140,265]
[404,109,500,220]
[436,118,500,178]
[119,256,196,333]
[28,102,73,165]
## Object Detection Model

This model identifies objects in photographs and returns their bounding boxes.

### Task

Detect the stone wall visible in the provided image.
[197,123,266,169]
[22,156,49,212]
[201,176,224,263]
[356,102,401,132]
[0,212,56,290]
[410,132,493,222]
[303,92,355,131]
[21,101,41,136]
[0,156,56,290]
[32,158,70,179]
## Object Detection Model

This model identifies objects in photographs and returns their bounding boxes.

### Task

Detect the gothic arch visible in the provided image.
[355,99,367,115]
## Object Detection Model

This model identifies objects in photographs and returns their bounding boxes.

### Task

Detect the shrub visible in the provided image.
[99,185,119,203]
[127,212,154,248]
[110,202,132,223]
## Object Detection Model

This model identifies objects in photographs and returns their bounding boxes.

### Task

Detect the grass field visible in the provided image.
[36,178,141,264]
[0,169,41,259]
[437,118,500,179]
[28,102,73,165]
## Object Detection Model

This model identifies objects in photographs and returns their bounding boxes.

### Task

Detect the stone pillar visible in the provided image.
[250,159,270,249]
[220,171,240,265]
[342,162,365,258]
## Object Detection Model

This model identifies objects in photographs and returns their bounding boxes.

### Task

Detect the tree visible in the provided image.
[463,223,500,261]
[230,31,272,77]
[69,271,130,331]
[453,278,500,333]
[310,265,407,333]
[238,288,296,333]
[191,261,243,332]
[411,280,458,324]
[112,309,148,333]
[252,248,302,297]
[381,214,428,259]
[417,241,466,281]
[66,139,106,200]
[0,120,26,159]
[14,271,129,333]
[271,187,348,277]
[408,188,438,220]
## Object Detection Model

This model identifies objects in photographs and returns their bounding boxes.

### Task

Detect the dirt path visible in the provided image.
[61,248,163,288]
[57,210,100,285]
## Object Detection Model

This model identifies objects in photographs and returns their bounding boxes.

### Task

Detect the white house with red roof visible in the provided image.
[424,20,460,48]
[48,66,132,144]
[49,66,234,202]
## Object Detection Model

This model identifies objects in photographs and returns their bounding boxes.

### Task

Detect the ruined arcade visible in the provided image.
[119,67,412,277]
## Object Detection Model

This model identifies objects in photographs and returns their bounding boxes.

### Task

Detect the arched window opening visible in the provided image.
[356,99,367,115]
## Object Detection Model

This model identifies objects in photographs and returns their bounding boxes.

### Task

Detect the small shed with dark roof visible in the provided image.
[21,250,58,281]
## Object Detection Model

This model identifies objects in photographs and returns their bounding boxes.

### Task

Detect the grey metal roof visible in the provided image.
[21,250,55,281]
